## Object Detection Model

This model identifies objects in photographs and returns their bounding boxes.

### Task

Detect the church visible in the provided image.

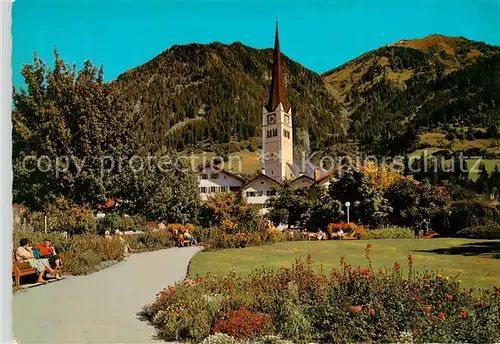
[198,23,333,205]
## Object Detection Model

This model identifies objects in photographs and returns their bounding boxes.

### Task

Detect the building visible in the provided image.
[197,22,333,205]
[197,164,244,201]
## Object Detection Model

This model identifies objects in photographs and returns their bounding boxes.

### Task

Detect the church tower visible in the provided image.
[262,22,293,181]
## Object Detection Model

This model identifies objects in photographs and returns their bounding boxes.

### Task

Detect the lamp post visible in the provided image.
[345,202,351,223]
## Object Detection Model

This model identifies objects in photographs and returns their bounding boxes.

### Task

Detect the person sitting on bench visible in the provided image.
[16,238,61,284]
[183,228,197,245]
[35,239,63,270]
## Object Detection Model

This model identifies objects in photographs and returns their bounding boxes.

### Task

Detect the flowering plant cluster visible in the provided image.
[327,222,368,239]
[140,247,500,343]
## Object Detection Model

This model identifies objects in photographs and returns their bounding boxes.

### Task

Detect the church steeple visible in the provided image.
[267,21,289,112]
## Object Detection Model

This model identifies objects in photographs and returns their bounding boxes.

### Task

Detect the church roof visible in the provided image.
[267,22,289,112]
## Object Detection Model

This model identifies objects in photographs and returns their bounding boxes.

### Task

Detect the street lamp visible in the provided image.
[345,202,351,223]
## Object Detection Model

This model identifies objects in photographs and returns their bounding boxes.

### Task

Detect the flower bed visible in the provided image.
[140,246,500,343]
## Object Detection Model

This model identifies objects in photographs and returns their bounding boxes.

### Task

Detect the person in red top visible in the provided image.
[35,239,63,270]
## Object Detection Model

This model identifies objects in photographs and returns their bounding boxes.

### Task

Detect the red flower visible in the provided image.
[460,311,468,319]
[353,305,362,313]
[394,261,400,272]
[446,294,454,301]
[415,295,422,302]
[369,308,376,316]
[430,316,438,321]
[439,312,446,320]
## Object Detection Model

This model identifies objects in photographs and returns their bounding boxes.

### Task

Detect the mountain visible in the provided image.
[114,35,500,156]
[113,42,346,155]
[323,35,500,151]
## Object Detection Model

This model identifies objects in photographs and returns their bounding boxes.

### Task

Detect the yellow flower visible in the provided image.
[457,280,462,283]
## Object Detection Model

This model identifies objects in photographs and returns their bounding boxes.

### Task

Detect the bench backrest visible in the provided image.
[12,252,34,271]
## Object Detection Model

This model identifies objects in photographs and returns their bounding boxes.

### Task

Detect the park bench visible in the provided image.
[12,252,37,287]
[178,234,191,247]
[12,252,64,287]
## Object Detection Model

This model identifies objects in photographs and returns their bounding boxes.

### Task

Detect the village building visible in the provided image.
[197,164,244,201]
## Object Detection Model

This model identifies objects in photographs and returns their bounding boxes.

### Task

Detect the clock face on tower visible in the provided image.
[267,114,276,124]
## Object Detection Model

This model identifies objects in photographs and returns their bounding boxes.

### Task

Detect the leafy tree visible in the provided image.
[328,170,390,227]
[12,51,135,210]
[306,186,343,231]
[119,158,200,223]
[266,183,312,228]
[198,192,259,233]
[385,178,452,229]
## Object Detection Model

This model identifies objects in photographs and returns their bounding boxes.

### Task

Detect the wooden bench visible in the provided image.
[12,252,64,287]
[12,252,37,288]
[178,234,191,247]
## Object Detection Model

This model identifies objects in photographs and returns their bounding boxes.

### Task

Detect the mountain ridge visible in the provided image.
[113,34,500,156]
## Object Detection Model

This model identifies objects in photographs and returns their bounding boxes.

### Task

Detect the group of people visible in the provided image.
[416,219,430,237]
[15,238,63,284]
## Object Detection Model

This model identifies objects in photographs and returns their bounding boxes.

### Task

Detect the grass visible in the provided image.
[467,158,500,181]
[187,150,261,175]
[189,239,500,290]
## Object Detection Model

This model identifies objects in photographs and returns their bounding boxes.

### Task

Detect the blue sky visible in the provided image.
[12,0,500,87]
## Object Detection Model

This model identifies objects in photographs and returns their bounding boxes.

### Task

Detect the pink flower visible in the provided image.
[369,308,376,316]
[415,295,422,302]
[446,294,454,301]
[439,312,446,320]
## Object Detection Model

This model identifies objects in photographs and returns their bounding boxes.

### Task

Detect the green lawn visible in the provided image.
[189,239,500,290]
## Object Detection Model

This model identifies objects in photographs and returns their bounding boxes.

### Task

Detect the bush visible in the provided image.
[456,223,500,239]
[363,227,414,239]
[127,230,176,251]
[327,222,367,239]
[99,213,147,234]
[212,306,273,339]
[141,250,500,343]
[41,197,97,235]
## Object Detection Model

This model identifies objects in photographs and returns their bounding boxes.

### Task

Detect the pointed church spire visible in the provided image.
[267,20,289,112]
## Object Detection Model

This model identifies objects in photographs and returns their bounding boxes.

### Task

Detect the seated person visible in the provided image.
[183,229,197,245]
[337,228,344,240]
[316,229,324,241]
[16,238,61,283]
[35,239,62,270]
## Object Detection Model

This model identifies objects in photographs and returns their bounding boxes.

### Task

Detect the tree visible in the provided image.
[266,183,313,228]
[487,124,498,139]
[12,51,135,210]
[119,158,200,223]
[385,178,452,229]
[328,170,390,227]
[475,163,490,195]
[306,186,343,231]
[198,192,259,233]
[488,165,500,196]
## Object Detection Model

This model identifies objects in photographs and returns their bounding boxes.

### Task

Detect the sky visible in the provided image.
[12,0,500,87]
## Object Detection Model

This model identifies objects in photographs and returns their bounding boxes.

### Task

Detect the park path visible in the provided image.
[13,246,201,344]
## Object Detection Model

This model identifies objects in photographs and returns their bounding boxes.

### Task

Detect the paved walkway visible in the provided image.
[13,246,200,344]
